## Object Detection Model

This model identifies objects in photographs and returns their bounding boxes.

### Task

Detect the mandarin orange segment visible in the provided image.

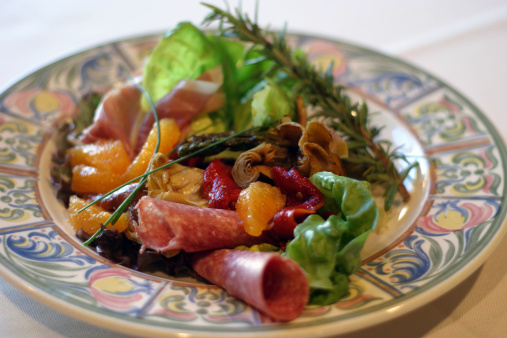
[69,118,180,194]
[68,139,130,174]
[123,118,180,181]
[236,181,286,236]
[68,195,130,235]
[70,164,124,194]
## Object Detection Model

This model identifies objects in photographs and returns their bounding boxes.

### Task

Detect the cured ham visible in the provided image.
[80,83,143,159]
[190,249,309,321]
[135,196,268,252]
[135,68,225,151]
[81,67,224,158]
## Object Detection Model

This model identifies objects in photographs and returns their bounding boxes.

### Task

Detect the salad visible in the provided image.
[51,3,416,322]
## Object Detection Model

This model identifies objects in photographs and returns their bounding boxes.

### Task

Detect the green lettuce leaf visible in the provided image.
[141,22,222,111]
[210,36,275,131]
[251,79,292,127]
[283,172,378,305]
[310,171,378,238]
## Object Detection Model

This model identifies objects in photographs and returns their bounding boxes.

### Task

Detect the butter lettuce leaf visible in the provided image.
[310,171,378,238]
[210,36,276,131]
[251,80,292,127]
[283,172,378,305]
[141,22,222,111]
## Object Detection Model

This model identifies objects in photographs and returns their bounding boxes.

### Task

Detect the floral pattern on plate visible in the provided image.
[0,34,505,336]
[0,115,45,171]
[401,88,490,149]
[0,174,42,226]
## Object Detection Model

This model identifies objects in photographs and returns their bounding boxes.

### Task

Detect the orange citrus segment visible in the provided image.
[236,181,286,236]
[68,195,130,235]
[71,164,124,194]
[69,118,180,194]
[123,118,180,182]
[68,139,131,174]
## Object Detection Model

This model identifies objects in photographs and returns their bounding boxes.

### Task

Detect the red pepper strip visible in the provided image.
[203,159,242,210]
[269,167,325,239]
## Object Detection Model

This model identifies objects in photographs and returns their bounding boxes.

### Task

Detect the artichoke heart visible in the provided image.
[276,121,348,177]
[232,143,288,188]
[147,153,208,207]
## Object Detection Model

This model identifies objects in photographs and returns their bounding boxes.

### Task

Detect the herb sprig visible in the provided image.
[201,3,418,210]
[81,124,260,245]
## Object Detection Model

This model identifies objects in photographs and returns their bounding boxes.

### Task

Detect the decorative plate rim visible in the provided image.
[0,31,506,337]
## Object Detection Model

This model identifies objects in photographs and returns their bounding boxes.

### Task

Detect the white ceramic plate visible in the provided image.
[0,32,506,337]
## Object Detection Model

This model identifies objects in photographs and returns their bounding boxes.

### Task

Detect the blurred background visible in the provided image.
[1,0,507,337]
[1,0,506,119]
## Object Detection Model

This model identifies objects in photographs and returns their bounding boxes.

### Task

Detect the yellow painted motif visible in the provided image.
[92,276,135,293]
[435,210,466,230]
[414,102,446,117]
[0,209,31,222]
[311,54,345,75]
[33,91,60,114]
[450,178,485,196]
[460,157,483,167]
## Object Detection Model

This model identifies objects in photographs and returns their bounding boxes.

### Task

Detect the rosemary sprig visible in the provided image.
[201,3,417,210]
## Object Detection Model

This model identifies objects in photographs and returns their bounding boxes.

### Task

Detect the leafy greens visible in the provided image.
[283,172,378,305]
[141,22,222,111]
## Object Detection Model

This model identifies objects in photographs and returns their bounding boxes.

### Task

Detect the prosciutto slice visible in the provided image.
[81,68,224,158]
[80,82,143,158]
[135,196,267,252]
[191,249,309,321]
[136,69,225,151]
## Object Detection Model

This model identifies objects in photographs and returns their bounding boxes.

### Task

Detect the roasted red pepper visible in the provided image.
[203,159,242,210]
[269,167,325,239]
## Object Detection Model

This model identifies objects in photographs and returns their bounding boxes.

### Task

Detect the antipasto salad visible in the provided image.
[51,4,416,321]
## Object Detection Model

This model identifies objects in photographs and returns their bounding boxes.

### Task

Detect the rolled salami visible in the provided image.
[135,196,267,252]
[191,249,309,321]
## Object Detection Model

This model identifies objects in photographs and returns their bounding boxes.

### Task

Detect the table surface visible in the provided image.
[1,0,507,337]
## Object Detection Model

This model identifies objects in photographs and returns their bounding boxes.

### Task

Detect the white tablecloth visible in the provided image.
[1,1,507,336]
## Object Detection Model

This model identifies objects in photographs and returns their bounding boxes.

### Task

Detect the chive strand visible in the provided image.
[81,65,161,245]
[120,65,162,154]
[81,126,259,246]
[78,125,256,214]
[83,177,147,246]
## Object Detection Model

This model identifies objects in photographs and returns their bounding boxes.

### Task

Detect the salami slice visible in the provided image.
[135,196,267,252]
[191,249,309,321]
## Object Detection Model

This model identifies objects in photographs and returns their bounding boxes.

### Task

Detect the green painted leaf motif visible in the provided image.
[426,236,445,276]
[0,208,25,221]
[172,284,192,296]
[444,238,457,266]
[0,120,29,134]
[0,177,15,192]
[467,221,492,248]
[157,285,252,322]
[158,293,194,316]
[10,191,32,204]
[335,279,383,310]
[0,151,16,163]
